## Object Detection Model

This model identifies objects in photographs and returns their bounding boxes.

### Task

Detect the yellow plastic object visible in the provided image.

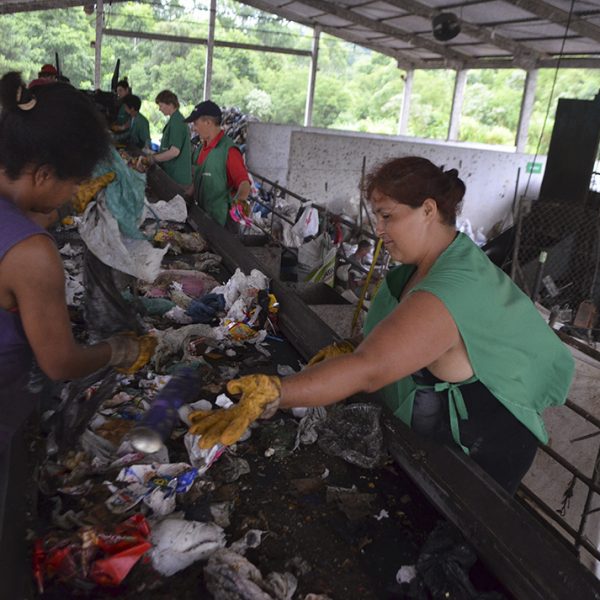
[61,216,74,226]
[115,334,158,375]
[189,374,281,449]
[307,340,355,366]
[226,321,257,341]
[268,294,279,314]
[72,172,116,214]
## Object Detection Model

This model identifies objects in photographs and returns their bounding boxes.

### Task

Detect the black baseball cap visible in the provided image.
[184,100,222,123]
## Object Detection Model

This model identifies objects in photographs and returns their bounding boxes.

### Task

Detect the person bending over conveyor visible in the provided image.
[117,94,151,150]
[149,89,192,187]
[188,156,574,495]
[0,72,154,388]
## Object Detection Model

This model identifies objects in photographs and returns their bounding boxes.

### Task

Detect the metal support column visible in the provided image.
[448,69,467,141]
[516,69,538,153]
[94,0,104,89]
[304,25,321,128]
[203,0,216,101]
[398,69,414,135]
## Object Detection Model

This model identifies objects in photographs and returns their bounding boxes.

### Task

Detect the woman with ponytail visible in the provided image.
[0,72,151,385]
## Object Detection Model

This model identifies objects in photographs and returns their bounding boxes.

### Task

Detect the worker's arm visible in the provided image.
[226,148,251,201]
[152,145,180,163]
[4,235,111,380]
[190,291,467,449]
[235,180,251,202]
[279,291,464,409]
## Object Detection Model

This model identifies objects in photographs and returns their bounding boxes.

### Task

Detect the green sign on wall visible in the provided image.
[526,162,543,174]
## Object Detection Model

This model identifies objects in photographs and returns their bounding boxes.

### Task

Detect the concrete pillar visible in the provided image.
[516,69,538,153]
[203,0,216,100]
[304,25,321,128]
[447,68,467,141]
[398,68,414,135]
[94,0,103,89]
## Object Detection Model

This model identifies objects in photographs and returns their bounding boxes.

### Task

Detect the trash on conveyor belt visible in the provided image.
[27,152,508,600]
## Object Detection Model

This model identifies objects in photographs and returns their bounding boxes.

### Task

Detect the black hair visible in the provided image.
[122,93,141,112]
[0,71,110,180]
[357,239,371,251]
[116,77,130,90]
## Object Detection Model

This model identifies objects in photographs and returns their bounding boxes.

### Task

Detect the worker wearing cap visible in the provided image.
[28,64,58,88]
[185,100,250,227]
[152,89,192,187]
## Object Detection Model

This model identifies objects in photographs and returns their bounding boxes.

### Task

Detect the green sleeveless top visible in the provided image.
[364,232,574,450]
[194,134,236,226]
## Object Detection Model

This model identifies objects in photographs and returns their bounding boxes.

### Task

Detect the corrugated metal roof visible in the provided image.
[2,0,600,68]
[238,0,600,68]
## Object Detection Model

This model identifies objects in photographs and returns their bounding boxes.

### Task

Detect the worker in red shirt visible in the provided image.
[185,100,250,227]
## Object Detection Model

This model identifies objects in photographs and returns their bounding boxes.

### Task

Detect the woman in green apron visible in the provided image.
[151,89,192,187]
[187,156,574,494]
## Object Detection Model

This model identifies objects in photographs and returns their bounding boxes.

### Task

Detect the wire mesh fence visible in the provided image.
[511,197,600,335]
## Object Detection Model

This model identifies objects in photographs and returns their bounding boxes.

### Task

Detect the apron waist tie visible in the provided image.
[416,375,478,455]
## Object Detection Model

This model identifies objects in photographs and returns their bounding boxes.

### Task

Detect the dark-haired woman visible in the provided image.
[0,72,154,597]
[188,156,574,495]
[151,89,192,187]
[0,73,151,387]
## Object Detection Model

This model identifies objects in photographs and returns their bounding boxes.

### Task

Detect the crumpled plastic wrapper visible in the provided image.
[79,191,168,282]
[152,323,218,371]
[317,403,384,469]
[294,407,327,450]
[143,195,187,223]
[211,268,269,310]
[150,517,226,576]
[204,549,297,600]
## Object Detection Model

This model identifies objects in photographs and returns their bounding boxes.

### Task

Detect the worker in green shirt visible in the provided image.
[187,156,575,496]
[150,89,192,187]
[120,94,150,150]
[111,77,132,133]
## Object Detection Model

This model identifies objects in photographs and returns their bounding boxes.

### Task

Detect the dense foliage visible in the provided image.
[2,0,599,153]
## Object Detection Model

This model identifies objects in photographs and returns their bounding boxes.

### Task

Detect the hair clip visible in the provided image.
[16,85,37,111]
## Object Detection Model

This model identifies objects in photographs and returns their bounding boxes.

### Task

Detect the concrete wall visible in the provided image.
[247,122,546,237]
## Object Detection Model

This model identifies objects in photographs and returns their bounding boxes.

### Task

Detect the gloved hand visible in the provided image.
[106,333,158,374]
[307,339,355,366]
[189,374,281,449]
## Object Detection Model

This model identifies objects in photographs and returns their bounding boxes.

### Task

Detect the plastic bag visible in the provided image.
[317,403,384,469]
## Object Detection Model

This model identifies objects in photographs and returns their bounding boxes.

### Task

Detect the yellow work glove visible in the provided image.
[188,374,281,449]
[72,172,116,213]
[307,340,355,366]
[106,333,158,374]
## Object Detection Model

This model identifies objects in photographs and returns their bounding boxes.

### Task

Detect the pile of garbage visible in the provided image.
[221,106,258,153]
[34,151,504,599]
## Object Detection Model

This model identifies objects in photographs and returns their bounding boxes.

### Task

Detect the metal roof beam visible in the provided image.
[383,0,545,67]
[236,0,417,65]
[0,0,128,14]
[103,28,313,57]
[296,0,469,64]
[416,56,600,69]
[504,0,600,45]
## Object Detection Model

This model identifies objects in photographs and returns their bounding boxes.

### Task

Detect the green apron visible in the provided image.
[159,110,192,186]
[364,233,574,452]
[194,134,237,226]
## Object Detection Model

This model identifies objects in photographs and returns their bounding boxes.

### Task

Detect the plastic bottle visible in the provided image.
[130,367,201,454]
